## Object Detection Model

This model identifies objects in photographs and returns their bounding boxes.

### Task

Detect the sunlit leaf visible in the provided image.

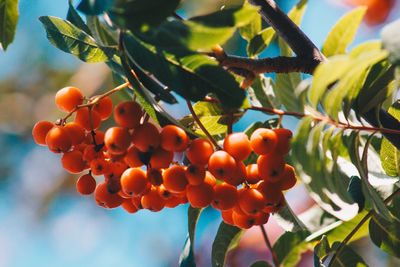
[273,231,312,267]
[0,0,19,50]
[39,16,116,63]
[67,0,92,34]
[247,27,275,57]
[322,7,366,57]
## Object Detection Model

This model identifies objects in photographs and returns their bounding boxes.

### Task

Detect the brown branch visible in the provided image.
[248,0,324,61]
[260,225,279,267]
[216,55,320,74]
[247,0,400,150]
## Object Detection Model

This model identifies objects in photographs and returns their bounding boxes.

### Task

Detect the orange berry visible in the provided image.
[76,173,96,195]
[131,122,160,152]
[90,158,110,175]
[74,108,101,131]
[221,209,235,226]
[104,127,131,155]
[246,164,260,184]
[254,212,270,225]
[83,145,103,162]
[160,125,189,152]
[93,96,113,120]
[204,171,217,187]
[257,181,284,211]
[186,183,214,208]
[163,165,188,193]
[119,190,133,199]
[273,128,292,155]
[208,150,236,181]
[157,184,173,200]
[124,146,144,167]
[84,130,105,145]
[121,198,139,213]
[46,126,72,153]
[186,138,214,165]
[250,128,278,155]
[257,154,285,182]
[238,188,265,215]
[224,160,246,186]
[120,168,148,196]
[212,183,238,210]
[147,168,163,186]
[141,188,165,212]
[223,132,252,161]
[185,164,206,185]
[64,122,86,146]
[277,164,297,190]
[94,182,124,208]
[131,196,143,210]
[149,148,173,169]
[232,212,256,229]
[61,150,86,173]
[55,86,84,112]
[114,101,142,129]
[165,196,182,208]
[32,120,54,145]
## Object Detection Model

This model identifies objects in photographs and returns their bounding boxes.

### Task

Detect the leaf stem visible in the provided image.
[328,186,400,267]
[260,225,279,267]
[186,99,221,149]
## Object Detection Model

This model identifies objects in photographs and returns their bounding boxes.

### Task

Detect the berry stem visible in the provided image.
[328,186,400,267]
[260,224,279,267]
[186,99,221,149]
[59,82,130,124]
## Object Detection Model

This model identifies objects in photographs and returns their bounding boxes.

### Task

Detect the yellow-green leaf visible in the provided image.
[322,7,367,57]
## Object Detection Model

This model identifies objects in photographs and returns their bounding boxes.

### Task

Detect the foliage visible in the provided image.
[5,0,400,266]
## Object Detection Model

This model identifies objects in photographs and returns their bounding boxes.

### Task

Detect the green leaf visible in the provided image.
[250,261,273,267]
[248,75,280,109]
[39,16,116,63]
[108,0,180,31]
[306,211,370,245]
[179,207,203,267]
[180,101,229,137]
[77,0,112,15]
[380,100,400,176]
[291,119,359,220]
[66,0,92,35]
[347,176,365,211]
[86,16,117,46]
[369,195,400,258]
[0,0,19,51]
[330,242,368,267]
[239,3,262,42]
[323,50,387,119]
[273,201,309,232]
[314,235,330,267]
[212,222,243,267]
[382,19,400,66]
[141,4,259,51]
[123,34,245,109]
[247,27,275,57]
[349,132,393,221]
[121,56,188,128]
[322,7,366,57]
[273,231,312,267]
[274,72,303,112]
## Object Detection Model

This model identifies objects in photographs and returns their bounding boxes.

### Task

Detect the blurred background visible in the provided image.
[0,0,399,266]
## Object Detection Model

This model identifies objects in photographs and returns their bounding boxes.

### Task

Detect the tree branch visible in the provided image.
[247,0,400,150]
[248,0,325,61]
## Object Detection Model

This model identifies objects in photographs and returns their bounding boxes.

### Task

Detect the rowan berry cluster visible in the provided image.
[32,86,297,229]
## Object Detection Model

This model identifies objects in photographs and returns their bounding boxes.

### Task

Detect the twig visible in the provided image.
[59,82,130,124]
[186,99,221,149]
[260,225,279,267]
[328,186,400,267]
